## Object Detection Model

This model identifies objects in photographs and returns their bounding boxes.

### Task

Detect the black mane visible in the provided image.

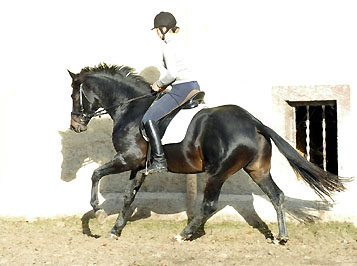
[80,63,150,88]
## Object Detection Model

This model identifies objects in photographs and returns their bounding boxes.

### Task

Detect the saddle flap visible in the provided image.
[158,90,205,137]
[140,91,205,141]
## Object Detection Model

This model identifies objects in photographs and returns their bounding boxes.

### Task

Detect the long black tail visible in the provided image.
[259,125,352,201]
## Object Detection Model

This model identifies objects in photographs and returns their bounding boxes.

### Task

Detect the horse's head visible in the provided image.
[68,70,101,133]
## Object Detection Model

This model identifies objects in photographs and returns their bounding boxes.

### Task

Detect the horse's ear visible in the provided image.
[67,69,78,80]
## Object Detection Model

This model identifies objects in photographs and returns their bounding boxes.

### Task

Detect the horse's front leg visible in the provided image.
[110,171,146,238]
[90,160,122,221]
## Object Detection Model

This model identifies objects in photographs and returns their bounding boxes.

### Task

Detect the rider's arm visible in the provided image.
[156,44,177,87]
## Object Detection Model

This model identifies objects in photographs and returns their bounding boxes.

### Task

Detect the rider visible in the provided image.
[142,11,201,175]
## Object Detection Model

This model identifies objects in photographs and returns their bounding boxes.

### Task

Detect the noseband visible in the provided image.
[71,83,157,121]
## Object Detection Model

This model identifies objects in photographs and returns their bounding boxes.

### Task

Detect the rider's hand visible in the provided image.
[151,82,161,92]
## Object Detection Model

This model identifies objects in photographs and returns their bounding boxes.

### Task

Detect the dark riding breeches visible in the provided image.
[142,81,200,124]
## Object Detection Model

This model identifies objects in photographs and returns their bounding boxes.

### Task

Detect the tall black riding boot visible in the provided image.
[144,120,168,175]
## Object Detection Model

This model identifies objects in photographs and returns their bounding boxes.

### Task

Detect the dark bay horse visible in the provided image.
[68,63,349,244]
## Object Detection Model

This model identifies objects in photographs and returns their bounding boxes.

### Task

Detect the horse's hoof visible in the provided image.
[106,233,119,240]
[172,234,185,243]
[95,209,108,225]
[278,237,289,245]
[274,236,289,245]
[188,229,206,241]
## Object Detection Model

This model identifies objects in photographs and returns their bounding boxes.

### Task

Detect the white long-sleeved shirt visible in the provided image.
[156,33,196,87]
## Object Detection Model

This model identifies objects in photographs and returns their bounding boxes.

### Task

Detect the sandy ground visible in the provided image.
[0,215,356,266]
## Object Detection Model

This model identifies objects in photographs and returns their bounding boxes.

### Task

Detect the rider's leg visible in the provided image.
[144,119,167,174]
[141,83,200,175]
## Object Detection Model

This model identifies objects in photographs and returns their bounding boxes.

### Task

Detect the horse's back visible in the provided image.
[190,104,262,135]
[189,105,262,157]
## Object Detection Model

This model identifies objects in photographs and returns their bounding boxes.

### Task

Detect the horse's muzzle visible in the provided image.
[70,118,88,133]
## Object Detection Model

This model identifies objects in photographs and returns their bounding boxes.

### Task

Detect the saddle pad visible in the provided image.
[161,105,207,145]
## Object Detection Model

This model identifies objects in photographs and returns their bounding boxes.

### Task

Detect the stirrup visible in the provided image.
[145,162,167,175]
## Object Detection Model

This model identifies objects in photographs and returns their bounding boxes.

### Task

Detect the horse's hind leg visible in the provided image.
[251,173,288,244]
[177,175,224,241]
[245,137,288,244]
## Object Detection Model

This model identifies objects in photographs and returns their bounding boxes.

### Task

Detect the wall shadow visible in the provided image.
[60,66,332,239]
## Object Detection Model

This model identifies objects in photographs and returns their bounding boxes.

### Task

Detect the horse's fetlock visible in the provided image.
[202,201,217,215]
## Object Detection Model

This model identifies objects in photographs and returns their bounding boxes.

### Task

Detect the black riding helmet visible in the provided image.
[152,12,178,39]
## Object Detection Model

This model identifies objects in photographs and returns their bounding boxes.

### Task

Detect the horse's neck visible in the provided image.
[97,81,151,117]
[90,75,153,129]
[111,94,154,131]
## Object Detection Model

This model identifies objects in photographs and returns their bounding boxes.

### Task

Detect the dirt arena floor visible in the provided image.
[0,215,356,266]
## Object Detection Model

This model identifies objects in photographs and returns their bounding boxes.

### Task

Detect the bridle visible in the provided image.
[71,84,101,121]
[71,83,157,121]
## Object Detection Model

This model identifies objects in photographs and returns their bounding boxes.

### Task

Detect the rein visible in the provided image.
[71,83,157,120]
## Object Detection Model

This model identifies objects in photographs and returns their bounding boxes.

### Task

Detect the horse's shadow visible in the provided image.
[59,117,331,240]
[78,182,330,239]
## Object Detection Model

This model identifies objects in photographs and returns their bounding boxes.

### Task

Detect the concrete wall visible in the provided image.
[1,0,356,225]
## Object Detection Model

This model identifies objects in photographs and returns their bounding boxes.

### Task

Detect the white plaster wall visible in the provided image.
[0,0,356,222]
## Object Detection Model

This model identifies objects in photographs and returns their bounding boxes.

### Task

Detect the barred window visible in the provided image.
[288,101,338,175]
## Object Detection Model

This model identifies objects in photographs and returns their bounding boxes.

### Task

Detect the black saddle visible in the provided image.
[181,91,205,109]
[141,91,205,140]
